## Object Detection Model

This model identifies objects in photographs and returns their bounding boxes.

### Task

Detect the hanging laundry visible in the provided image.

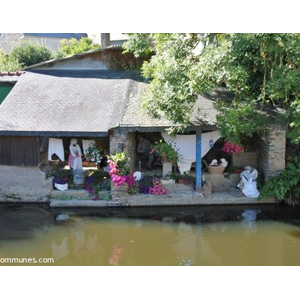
[48,138,65,161]
[40,137,49,152]
[201,131,221,158]
[162,131,221,174]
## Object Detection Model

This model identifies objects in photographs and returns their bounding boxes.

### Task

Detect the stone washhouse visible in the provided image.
[0,39,285,206]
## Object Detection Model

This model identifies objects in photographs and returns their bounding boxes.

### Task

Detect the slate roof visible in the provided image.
[24,33,87,40]
[120,83,218,128]
[0,69,218,136]
[24,48,103,71]
[0,70,144,136]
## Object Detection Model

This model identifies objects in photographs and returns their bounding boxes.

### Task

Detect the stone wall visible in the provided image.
[125,132,137,171]
[109,129,126,154]
[256,125,286,182]
[109,129,137,171]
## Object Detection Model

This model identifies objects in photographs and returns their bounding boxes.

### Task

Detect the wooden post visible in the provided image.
[196,128,202,191]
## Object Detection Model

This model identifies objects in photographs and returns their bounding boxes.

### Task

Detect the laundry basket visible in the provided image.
[207,166,226,175]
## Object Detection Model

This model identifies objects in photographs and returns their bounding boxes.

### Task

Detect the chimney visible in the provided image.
[101,33,110,49]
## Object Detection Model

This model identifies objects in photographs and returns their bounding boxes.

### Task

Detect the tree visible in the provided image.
[56,37,100,57]
[124,33,300,144]
[10,41,53,68]
[0,49,22,71]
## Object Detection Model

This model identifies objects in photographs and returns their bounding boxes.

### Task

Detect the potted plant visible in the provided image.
[151,140,179,176]
[85,144,103,169]
[150,140,179,164]
[171,172,195,185]
[53,173,69,191]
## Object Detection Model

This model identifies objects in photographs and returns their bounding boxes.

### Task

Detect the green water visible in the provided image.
[1,204,300,266]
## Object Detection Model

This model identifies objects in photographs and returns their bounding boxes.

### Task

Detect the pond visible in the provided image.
[1,203,300,266]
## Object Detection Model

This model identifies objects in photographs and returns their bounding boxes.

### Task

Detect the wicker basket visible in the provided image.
[207,166,226,175]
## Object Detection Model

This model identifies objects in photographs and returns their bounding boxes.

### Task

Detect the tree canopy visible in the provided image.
[0,42,53,71]
[0,49,22,72]
[56,37,100,57]
[10,41,53,68]
[124,33,300,144]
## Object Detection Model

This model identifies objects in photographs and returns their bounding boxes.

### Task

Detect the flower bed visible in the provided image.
[84,170,110,200]
[222,141,244,155]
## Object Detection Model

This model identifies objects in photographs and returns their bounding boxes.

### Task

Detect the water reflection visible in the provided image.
[241,209,262,232]
[52,237,69,261]
[1,203,300,265]
[242,210,261,223]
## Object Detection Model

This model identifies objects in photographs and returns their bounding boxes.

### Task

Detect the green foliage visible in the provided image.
[85,144,102,164]
[216,101,268,144]
[170,172,195,185]
[150,139,179,163]
[123,34,154,57]
[124,33,201,127]
[260,159,300,204]
[0,49,22,71]
[108,151,131,176]
[124,33,300,144]
[56,37,100,57]
[47,169,74,185]
[10,41,53,67]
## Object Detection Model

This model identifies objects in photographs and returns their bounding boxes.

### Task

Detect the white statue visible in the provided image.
[68,138,83,170]
[219,158,228,167]
[238,166,259,198]
[210,159,218,166]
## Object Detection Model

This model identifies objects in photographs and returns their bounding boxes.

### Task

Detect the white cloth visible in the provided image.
[219,158,228,167]
[210,159,218,166]
[40,137,49,152]
[82,139,96,156]
[202,131,221,158]
[162,130,221,174]
[238,169,260,198]
[133,171,142,181]
[48,138,65,161]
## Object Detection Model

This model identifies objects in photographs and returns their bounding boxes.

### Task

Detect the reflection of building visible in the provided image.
[0,33,87,53]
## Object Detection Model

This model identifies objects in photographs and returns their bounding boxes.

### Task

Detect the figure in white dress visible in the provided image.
[237,166,259,198]
[219,158,228,167]
[210,159,218,166]
[68,138,83,170]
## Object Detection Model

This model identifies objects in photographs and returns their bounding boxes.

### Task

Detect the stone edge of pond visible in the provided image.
[49,192,276,208]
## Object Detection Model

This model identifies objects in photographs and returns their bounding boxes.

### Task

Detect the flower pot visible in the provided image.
[161,159,173,163]
[178,178,186,184]
[233,168,244,174]
[54,183,68,191]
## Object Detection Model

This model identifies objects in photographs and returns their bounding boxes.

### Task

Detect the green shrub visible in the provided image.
[259,159,300,205]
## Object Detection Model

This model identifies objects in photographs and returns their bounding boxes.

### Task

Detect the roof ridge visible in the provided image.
[0,71,25,76]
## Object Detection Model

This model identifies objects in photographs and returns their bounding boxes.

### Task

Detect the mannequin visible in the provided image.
[68,138,83,170]
[238,166,259,198]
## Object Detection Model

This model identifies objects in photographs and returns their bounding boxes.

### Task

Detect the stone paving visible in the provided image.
[0,165,276,207]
